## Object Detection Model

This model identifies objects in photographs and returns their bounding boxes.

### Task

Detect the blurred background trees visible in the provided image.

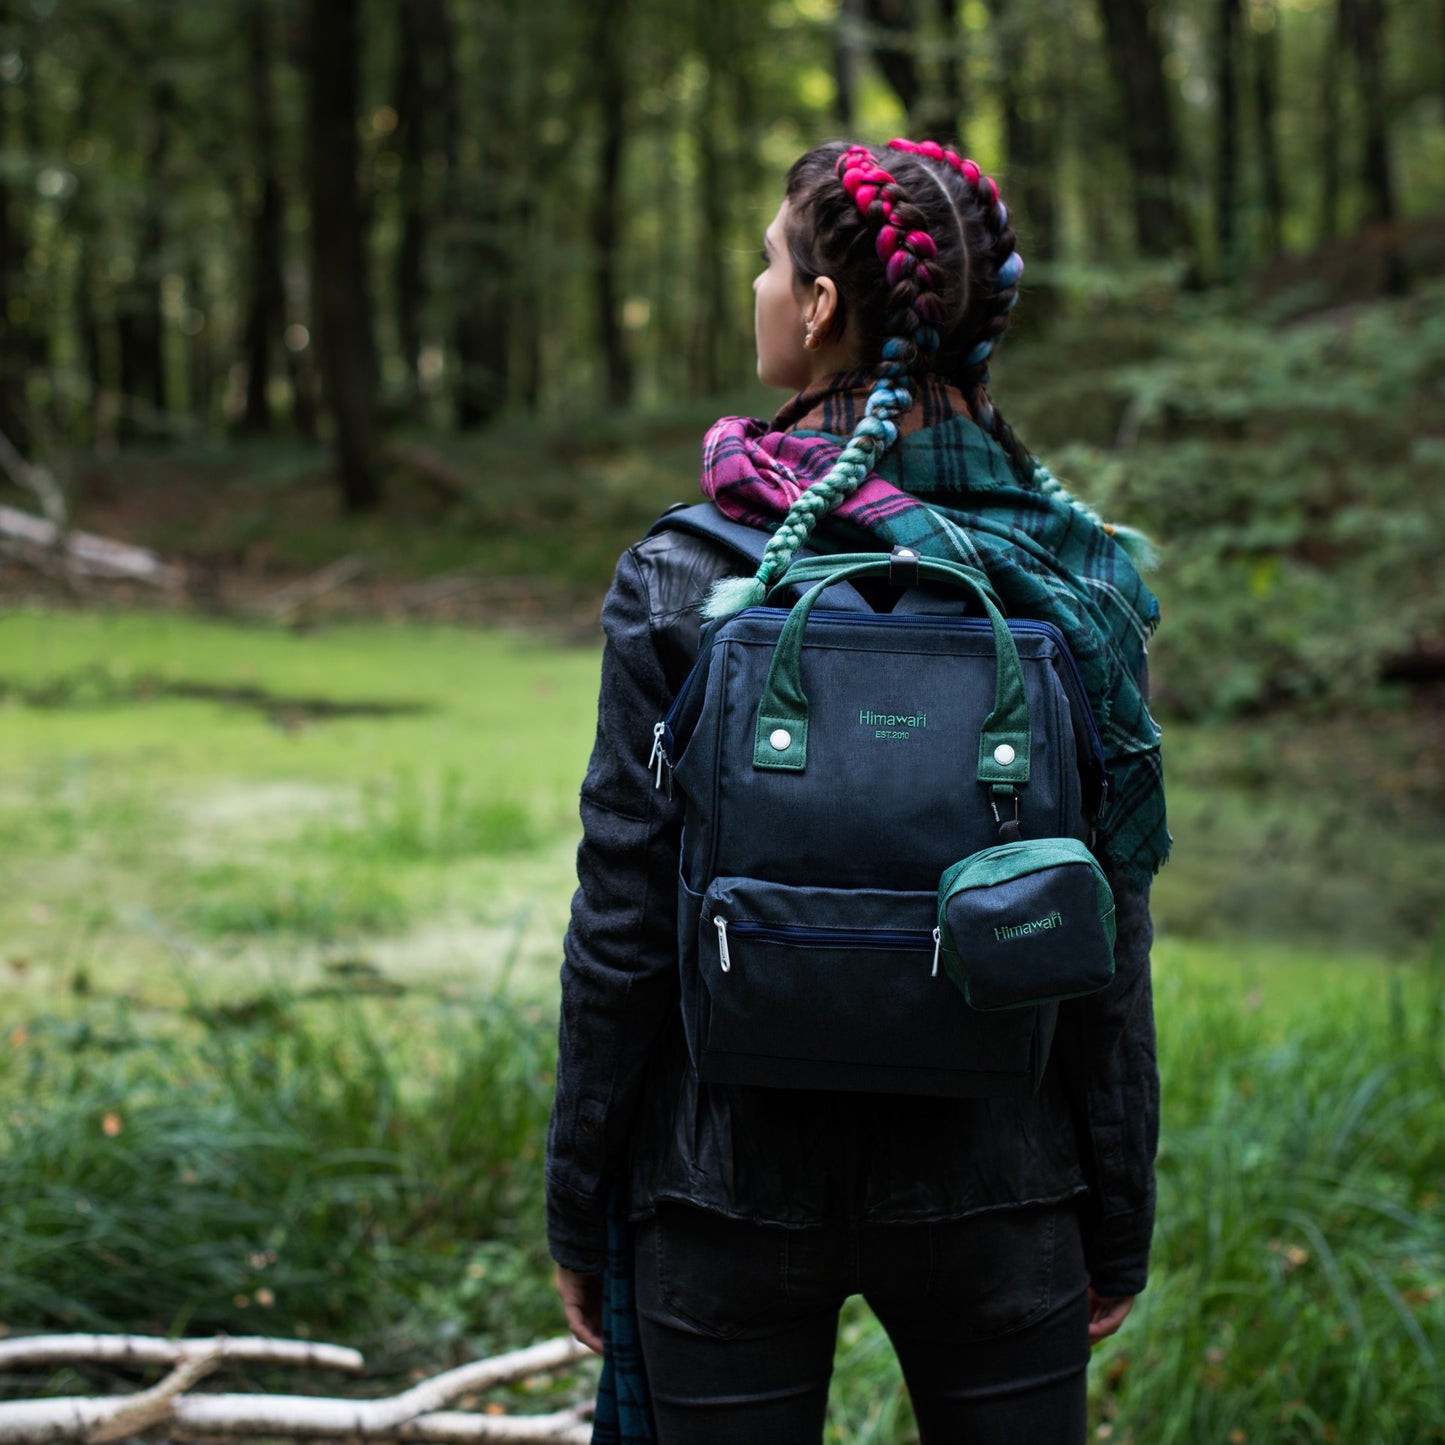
[0,0,1439,498]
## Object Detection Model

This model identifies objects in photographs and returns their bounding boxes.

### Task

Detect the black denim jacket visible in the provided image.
[546,527,1160,1298]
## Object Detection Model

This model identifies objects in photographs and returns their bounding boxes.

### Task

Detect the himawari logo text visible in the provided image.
[859,708,926,740]
[994,910,1064,942]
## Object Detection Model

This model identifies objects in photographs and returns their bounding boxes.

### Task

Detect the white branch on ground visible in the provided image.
[0,1335,593,1445]
[0,1335,364,1375]
[0,505,182,589]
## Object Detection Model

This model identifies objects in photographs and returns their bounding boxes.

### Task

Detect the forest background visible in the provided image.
[0,0,1443,1442]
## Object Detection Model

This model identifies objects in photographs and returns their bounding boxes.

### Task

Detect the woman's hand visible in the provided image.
[1087,1288,1134,1345]
[555,1266,605,1354]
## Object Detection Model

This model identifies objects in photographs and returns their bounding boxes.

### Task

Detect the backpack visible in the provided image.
[648,504,1116,1099]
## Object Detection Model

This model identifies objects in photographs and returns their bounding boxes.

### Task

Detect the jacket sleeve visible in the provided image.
[545,547,686,1274]
[1057,868,1160,1297]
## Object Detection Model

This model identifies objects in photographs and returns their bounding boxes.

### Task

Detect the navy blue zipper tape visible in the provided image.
[723,921,935,950]
[712,915,947,978]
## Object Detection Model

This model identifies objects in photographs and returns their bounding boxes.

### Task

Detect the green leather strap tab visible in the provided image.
[754,553,1032,784]
[754,712,808,770]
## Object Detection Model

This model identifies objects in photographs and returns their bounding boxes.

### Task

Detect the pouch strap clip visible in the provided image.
[991,786,1022,843]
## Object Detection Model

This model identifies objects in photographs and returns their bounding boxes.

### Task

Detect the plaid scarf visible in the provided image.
[591,1192,655,1444]
[700,372,1170,883]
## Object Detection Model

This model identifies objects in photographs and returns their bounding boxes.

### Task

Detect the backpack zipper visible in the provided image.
[710,915,940,975]
[647,720,671,794]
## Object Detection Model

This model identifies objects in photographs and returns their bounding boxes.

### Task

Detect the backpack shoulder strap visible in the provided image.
[648,502,871,612]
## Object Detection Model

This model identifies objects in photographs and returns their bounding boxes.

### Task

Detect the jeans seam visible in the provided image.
[987,1208,1059,1339]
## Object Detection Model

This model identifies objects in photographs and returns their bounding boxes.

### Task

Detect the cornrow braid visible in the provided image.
[705,146,946,619]
[886,139,1025,457]
[886,140,1156,565]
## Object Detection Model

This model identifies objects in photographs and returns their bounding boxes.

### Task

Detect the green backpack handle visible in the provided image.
[750,551,1032,793]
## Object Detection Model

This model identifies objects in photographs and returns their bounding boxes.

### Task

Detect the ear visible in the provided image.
[804,276,841,339]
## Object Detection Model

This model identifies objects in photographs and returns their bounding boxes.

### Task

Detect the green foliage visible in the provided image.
[1149,716,1445,947]
[1017,280,1445,720]
[1093,950,1445,1444]
[822,945,1445,1445]
[0,987,559,1361]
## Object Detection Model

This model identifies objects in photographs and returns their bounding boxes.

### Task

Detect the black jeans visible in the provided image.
[634,1199,1090,1445]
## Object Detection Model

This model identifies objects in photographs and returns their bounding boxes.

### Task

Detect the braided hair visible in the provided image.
[706,137,1136,619]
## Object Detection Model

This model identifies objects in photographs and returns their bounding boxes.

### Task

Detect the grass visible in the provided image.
[1,606,1441,1438]
[3,933,1437,1436]
[0,610,603,1006]
[1098,942,1445,1444]
[827,940,1445,1445]
[0,985,563,1366]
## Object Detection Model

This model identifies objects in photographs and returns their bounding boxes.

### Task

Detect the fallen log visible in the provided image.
[0,506,183,590]
[0,1334,593,1445]
[0,1334,363,1375]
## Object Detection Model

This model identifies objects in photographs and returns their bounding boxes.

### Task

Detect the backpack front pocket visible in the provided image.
[692,876,1048,1097]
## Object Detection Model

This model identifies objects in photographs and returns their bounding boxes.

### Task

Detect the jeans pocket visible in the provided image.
[642,1204,789,1341]
[925,1203,1082,1341]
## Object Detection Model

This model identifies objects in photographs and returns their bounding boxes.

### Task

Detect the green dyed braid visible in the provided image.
[1031,459,1160,570]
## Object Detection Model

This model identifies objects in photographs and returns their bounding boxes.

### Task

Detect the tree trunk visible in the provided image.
[450,0,511,428]
[75,242,106,446]
[925,0,962,142]
[187,260,213,425]
[17,17,51,414]
[862,0,921,121]
[242,0,285,433]
[70,73,107,447]
[1251,3,1285,257]
[0,1,30,452]
[133,77,174,426]
[1094,0,1188,258]
[590,0,632,408]
[990,0,1056,321]
[1319,0,1344,239]
[1351,0,1395,227]
[1352,0,1403,290]
[393,0,426,406]
[305,0,381,511]
[834,0,866,128]
[1215,0,1241,273]
[692,43,727,395]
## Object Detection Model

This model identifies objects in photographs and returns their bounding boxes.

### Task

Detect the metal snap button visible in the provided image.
[769,728,792,751]
[993,743,1016,766]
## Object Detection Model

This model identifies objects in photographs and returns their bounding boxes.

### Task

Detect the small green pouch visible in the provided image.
[937,837,1116,1011]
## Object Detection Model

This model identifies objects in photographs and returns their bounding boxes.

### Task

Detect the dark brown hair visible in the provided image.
[782,140,1032,476]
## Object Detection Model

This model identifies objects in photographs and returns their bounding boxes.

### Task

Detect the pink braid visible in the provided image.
[888,138,999,206]
[835,146,944,359]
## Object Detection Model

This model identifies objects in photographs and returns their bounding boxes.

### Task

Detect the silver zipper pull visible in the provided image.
[647,721,667,790]
[714,916,731,973]
[931,926,942,978]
